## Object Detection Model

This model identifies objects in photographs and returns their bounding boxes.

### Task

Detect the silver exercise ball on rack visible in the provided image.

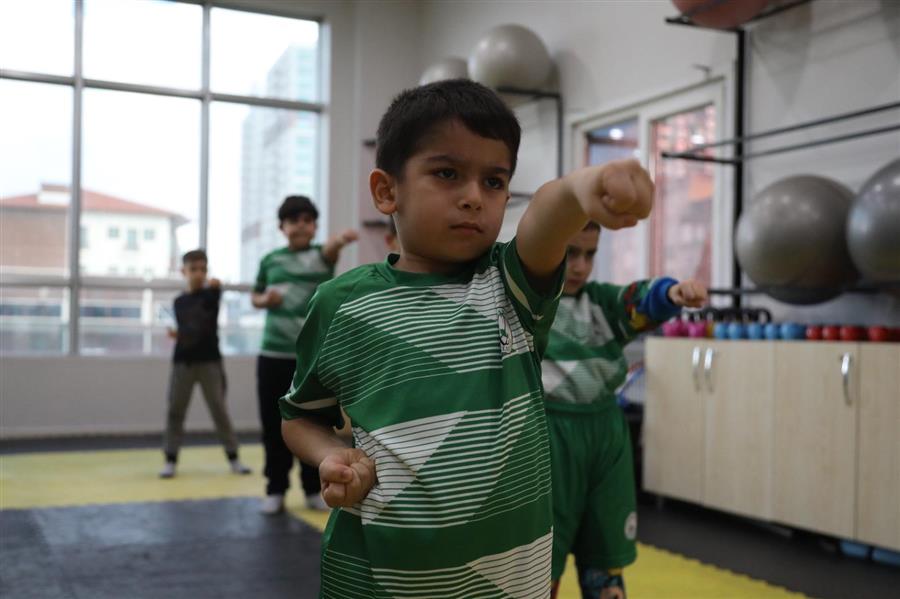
[846,158,900,282]
[468,24,552,90]
[735,175,859,304]
[419,57,469,86]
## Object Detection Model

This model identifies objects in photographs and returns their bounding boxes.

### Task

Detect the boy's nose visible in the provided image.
[458,181,483,211]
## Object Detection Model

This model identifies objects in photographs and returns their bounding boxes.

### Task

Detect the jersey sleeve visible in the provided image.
[253,254,269,294]
[497,239,565,356]
[279,286,343,427]
[584,277,680,344]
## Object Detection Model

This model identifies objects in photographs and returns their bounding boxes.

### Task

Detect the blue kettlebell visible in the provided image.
[746,322,764,339]
[713,322,730,339]
[781,322,806,340]
[764,323,781,340]
[728,322,747,339]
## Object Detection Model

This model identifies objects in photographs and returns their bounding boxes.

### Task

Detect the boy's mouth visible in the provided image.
[450,222,483,233]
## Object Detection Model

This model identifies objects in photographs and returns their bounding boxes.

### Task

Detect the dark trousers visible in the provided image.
[257,355,321,497]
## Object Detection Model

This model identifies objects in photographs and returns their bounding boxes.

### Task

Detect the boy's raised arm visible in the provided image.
[516,159,654,288]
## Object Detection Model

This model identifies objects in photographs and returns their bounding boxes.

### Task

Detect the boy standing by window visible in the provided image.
[160,249,250,479]
[252,195,356,514]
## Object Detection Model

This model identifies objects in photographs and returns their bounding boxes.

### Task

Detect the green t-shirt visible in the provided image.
[542,279,678,409]
[281,240,562,598]
[254,245,334,357]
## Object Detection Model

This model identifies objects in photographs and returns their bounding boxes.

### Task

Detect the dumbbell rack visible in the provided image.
[662,0,900,305]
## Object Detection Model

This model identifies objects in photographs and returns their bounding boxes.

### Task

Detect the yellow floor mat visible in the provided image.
[1,444,807,598]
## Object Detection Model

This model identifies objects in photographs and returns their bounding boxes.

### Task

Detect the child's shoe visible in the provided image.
[260,494,285,515]
[229,459,251,475]
[159,462,176,479]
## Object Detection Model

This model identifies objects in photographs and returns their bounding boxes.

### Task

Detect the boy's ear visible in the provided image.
[370,168,397,216]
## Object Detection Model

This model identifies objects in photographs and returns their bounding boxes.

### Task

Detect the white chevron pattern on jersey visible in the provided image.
[323,533,553,599]
[320,267,534,408]
[344,392,543,529]
[351,411,465,522]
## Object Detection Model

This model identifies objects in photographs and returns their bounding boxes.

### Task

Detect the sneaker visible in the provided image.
[306,493,329,511]
[260,494,285,515]
[229,459,251,475]
[159,462,176,479]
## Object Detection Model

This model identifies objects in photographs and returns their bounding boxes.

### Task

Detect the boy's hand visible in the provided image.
[567,159,654,230]
[265,289,283,307]
[319,448,376,508]
[208,278,222,289]
[667,279,708,308]
[338,229,359,245]
[167,327,178,340]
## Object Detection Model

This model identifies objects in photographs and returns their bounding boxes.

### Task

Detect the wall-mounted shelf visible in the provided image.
[495,87,564,179]
[709,281,900,298]
[662,0,899,307]
[663,101,900,164]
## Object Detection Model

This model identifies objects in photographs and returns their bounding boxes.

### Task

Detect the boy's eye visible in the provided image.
[485,177,506,190]
[435,168,457,180]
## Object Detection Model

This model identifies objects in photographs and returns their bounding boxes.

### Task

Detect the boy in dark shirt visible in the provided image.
[160,249,251,479]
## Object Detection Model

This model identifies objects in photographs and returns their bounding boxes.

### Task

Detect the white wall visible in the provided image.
[417,0,900,325]
[744,0,900,325]
[0,355,259,438]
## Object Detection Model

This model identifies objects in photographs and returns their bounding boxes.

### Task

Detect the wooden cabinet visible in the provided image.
[772,343,858,538]
[704,341,774,520]
[856,344,900,549]
[644,339,705,503]
[644,338,900,551]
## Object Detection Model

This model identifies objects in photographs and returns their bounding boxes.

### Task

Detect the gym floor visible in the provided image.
[1,435,897,599]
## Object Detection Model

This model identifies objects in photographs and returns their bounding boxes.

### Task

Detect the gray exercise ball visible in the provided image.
[468,24,552,90]
[419,57,468,86]
[735,175,859,304]
[847,158,900,281]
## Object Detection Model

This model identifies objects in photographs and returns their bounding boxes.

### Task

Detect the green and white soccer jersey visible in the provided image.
[254,245,334,357]
[281,240,563,599]
[543,280,661,408]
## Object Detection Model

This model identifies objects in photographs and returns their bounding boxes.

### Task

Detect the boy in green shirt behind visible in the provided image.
[278,79,656,598]
[545,222,707,599]
[251,195,356,514]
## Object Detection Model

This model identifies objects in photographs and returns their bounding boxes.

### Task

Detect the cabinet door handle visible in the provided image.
[840,353,853,406]
[704,347,715,393]
[691,346,701,392]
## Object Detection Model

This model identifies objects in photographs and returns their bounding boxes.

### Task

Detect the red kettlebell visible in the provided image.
[840,326,866,342]
[806,325,822,341]
[867,326,891,343]
[822,325,841,342]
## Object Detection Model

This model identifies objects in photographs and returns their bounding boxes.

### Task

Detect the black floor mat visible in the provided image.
[0,498,321,599]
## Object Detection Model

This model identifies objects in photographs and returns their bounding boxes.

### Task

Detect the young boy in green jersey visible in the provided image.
[545,222,707,599]
[279,79,655,598]
[251,195,357,514]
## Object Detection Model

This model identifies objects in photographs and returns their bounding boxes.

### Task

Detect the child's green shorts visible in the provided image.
[546,401,638,581]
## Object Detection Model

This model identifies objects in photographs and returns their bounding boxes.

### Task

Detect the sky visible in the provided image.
[0,0,319,283]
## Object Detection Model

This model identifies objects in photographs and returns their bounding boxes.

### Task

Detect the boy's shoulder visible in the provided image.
[308,262,383,311]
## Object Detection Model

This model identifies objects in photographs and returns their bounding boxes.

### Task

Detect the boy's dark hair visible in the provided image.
[584,221,601,231]
[278,195,318,223]
[376,79,521,178]
[182,249,208,265]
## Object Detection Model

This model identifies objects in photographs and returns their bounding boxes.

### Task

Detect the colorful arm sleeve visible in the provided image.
[585,277,681,344]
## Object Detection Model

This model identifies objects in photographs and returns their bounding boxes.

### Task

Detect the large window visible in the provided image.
[573,81,729,291]
[0,1,324,356]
